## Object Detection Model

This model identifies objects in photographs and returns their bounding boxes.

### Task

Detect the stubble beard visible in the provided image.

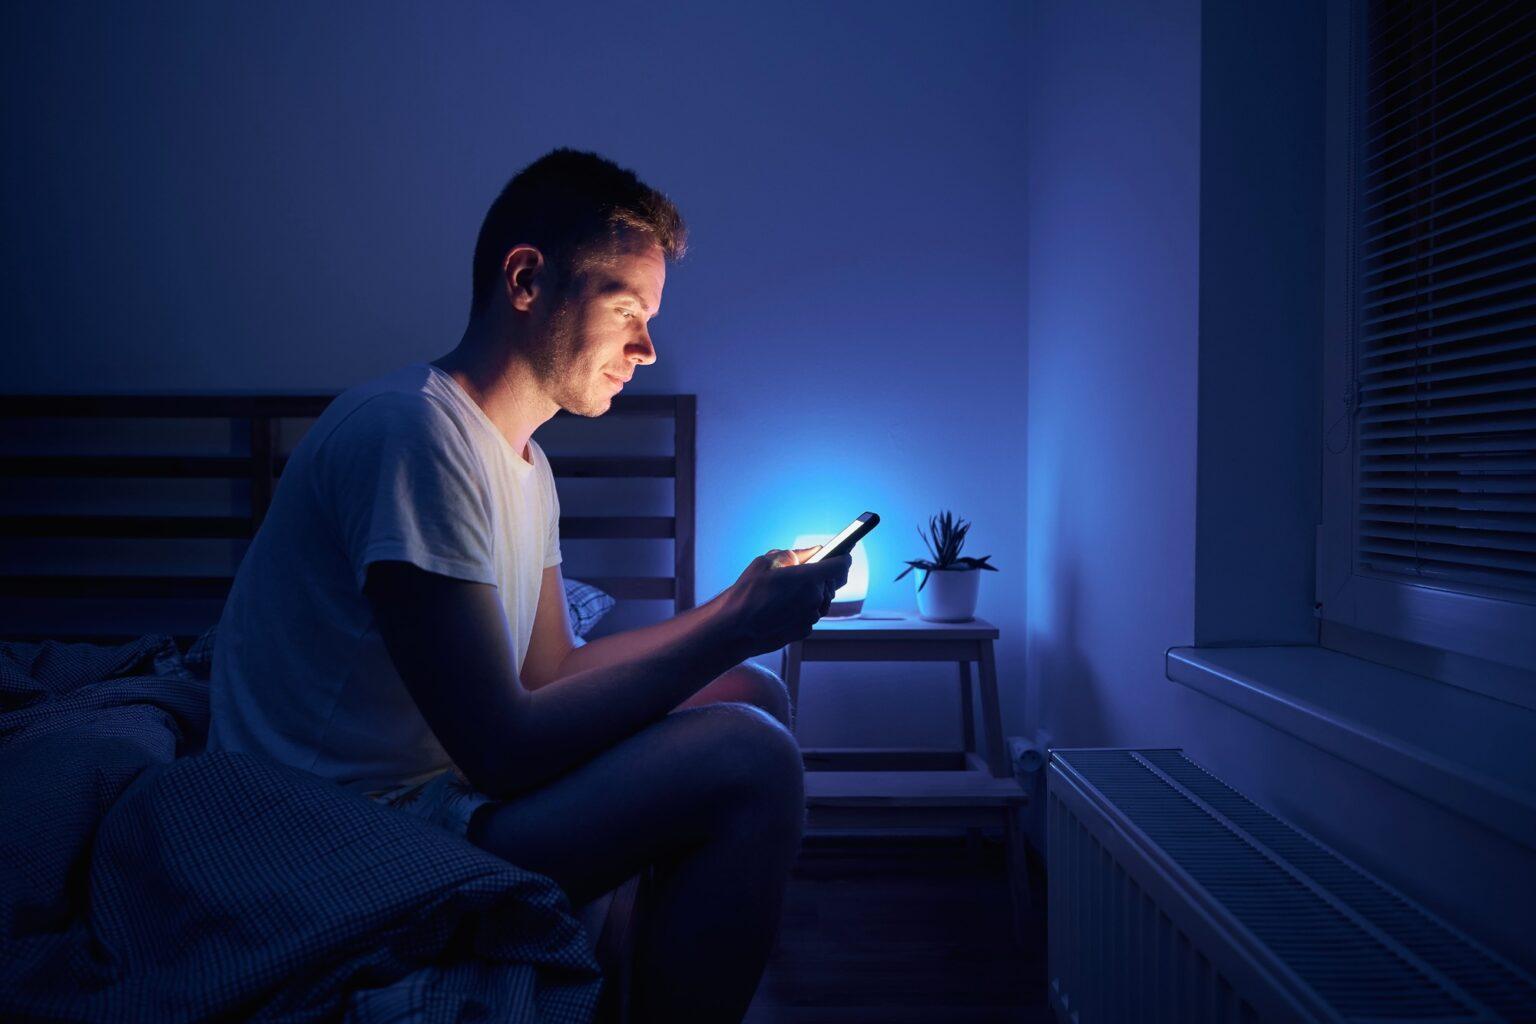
[529,293,608,418]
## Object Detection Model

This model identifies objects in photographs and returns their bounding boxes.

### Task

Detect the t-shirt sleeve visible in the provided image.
[319,392,497,590]
[543,453,563,569]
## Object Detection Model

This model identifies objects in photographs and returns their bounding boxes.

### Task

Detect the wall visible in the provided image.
[1025,0,1536,970]
[1,0,1030,749]
[1023,0,1202,757]
[1195,0,1323,647]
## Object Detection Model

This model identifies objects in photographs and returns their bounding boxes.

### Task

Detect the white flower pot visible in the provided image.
[915,567,981,622]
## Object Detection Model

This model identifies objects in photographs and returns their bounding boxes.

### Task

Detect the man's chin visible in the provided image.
[557,392,612,418]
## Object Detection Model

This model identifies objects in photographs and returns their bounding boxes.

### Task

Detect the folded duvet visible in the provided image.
[0,635,601,1023]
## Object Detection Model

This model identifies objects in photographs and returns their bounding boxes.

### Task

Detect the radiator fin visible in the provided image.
[1050,789,1262,1023]
[1048,748,1536,1023]
[1139,749,1536,1021]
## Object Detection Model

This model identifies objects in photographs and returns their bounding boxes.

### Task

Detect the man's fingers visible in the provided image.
[820,554,853,580]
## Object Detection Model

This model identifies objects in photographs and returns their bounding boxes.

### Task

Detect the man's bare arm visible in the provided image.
[365,561,748,800]
[534,545,826,687]
[549,594,733,683]
[518,565,579,691]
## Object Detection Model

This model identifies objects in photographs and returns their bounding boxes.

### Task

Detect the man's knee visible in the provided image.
[703,661,793,728]
[729,661,792,727]
[673,701,804,820]
[466,702,803,866]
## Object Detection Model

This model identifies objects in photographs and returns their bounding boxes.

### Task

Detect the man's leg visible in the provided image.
[466,702,805,1024]
[673,660,793,730]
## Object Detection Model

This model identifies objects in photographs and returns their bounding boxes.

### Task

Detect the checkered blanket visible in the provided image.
[0,635,601,1023]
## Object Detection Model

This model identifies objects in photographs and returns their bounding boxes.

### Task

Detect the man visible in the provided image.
[207,148,850,1023]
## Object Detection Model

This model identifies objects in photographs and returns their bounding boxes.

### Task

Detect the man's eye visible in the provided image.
[619,309,635,320]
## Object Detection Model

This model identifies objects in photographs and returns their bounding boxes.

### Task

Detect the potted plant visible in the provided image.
[893,510,998,622]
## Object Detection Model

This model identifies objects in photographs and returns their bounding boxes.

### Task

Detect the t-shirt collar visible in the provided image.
[422,363,537,475]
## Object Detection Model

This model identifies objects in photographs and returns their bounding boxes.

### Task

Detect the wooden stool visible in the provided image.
[780,613,1032,941]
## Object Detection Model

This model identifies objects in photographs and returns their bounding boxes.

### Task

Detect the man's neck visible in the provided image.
[431,319,559,464]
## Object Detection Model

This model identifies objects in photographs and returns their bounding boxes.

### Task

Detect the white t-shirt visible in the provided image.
[207,362,561,795]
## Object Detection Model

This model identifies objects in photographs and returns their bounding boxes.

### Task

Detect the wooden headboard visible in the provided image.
[0,392,696,644]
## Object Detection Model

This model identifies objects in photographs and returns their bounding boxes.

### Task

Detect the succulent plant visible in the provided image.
[893,510,998,592]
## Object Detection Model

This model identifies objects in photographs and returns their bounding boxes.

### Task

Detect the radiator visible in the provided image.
[1047,748,1536,1023]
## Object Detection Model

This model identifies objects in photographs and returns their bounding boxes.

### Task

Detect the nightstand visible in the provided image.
[779,612,1031,936]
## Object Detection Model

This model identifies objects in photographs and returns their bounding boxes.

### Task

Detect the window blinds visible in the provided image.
[1355,0,1536,596]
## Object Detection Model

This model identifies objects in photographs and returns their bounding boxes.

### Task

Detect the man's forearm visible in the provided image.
[550,592,732,683]
[493,598,747,798]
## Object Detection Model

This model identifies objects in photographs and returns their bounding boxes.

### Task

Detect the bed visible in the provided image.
[0,389,698,1023]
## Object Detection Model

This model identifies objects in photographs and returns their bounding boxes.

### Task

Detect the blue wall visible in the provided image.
[1025,0,1535,970]
[1,1,1030,750]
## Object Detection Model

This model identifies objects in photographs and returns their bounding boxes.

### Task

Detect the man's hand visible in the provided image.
[779,546,842,618]
[716,548,853,659]
[779,545,847,617]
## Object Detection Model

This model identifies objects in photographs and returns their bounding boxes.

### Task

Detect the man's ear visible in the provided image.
[501,245,545,313]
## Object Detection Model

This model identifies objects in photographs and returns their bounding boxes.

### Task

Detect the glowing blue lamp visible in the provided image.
[791,532,870,618]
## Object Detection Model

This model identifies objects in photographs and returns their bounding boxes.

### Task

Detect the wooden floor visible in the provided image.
[744,832,1054,1024]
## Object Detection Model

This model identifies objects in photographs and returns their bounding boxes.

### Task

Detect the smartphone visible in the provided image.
[802,512,880,563]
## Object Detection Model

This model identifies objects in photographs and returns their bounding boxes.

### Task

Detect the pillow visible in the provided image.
[563,578,617,638]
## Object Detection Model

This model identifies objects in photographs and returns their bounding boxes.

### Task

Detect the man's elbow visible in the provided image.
[521,673,555,693]
[465,754,548,803]
[451,693,539,800]
[521,647,573,692]
[460,751,529,802]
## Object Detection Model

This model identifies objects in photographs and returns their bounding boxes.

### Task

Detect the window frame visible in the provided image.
[1316,0,1536,679]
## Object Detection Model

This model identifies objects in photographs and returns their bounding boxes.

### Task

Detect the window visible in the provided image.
[1319,0,1536,676]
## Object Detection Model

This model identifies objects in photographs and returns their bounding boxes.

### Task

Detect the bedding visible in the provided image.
[0,634,602,1023]
[562,578,617,639]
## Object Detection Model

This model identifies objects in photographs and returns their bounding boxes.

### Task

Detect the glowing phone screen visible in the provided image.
[803,515,874,564]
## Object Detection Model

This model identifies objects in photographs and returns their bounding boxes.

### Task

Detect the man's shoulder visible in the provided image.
[318,365,464,448]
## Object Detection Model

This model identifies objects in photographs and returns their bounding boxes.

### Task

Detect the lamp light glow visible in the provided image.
[792,532,869,618]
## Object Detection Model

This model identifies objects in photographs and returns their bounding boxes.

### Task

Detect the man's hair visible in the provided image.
[469,148,687,316]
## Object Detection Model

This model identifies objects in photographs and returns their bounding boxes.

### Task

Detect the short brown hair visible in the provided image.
[469,148,687,316]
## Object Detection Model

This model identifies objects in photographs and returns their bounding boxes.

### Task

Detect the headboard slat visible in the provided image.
[0,456,256,478]
[0,454,683,482]
[673,394,697,610]
[0,573,679,603]
[0,391,698,644]
[0,515,253,539]
[0,514,680,542]
[0,395,335,418]
[546,456,677,479]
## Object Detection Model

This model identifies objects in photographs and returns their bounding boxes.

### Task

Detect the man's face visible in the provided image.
[529,234,665,417]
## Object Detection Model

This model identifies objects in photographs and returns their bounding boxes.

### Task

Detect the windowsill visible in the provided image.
[1166,645,1536,850]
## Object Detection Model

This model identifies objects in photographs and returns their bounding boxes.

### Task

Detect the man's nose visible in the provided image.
[631,330,657,366]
